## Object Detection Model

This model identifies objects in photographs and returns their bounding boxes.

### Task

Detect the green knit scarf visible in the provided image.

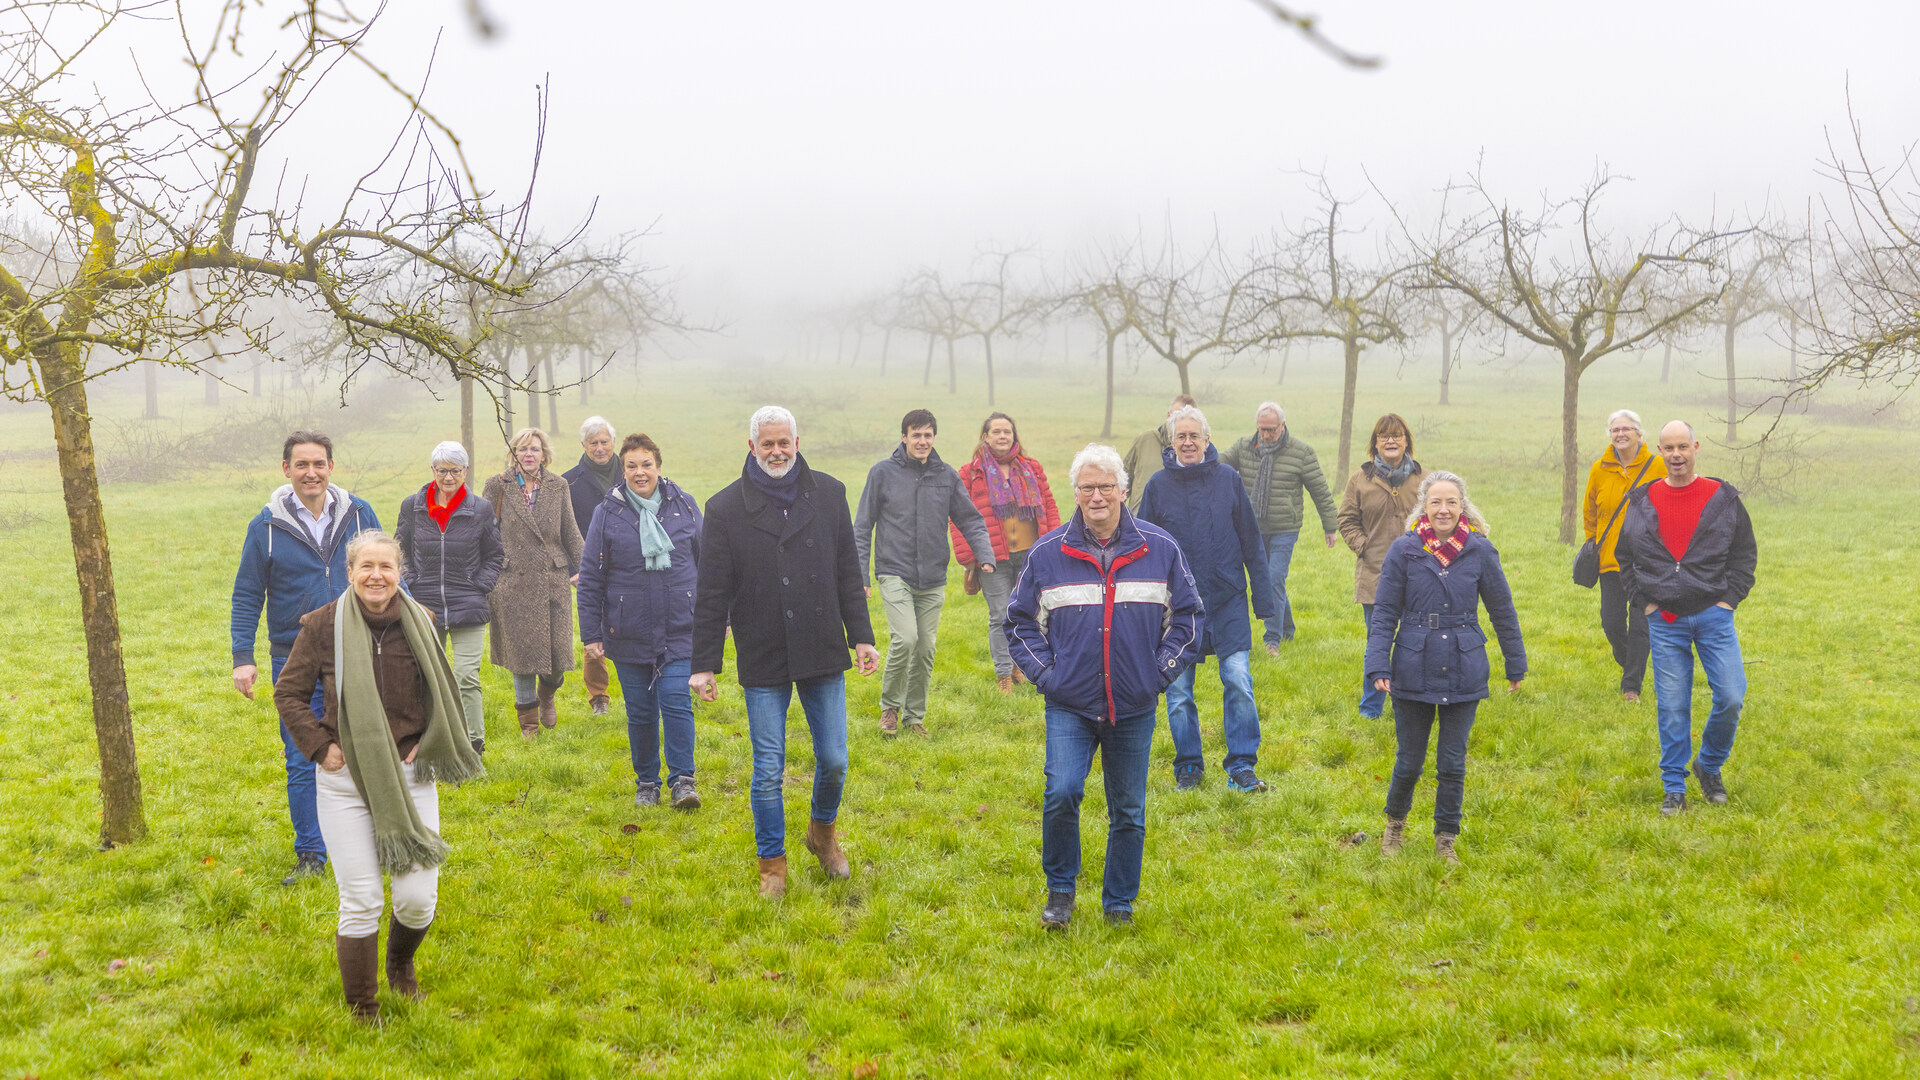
[332,590,485,875]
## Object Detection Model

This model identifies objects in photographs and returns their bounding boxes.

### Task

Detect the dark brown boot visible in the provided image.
[336,932,381,1022]
[537,682,559,729]
[385,917,430,1000]
[758,855,788,899]
[518,704,540,740]
[804,818,851,880]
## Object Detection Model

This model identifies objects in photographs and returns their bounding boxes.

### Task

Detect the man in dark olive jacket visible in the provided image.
[1615,421,1758,817]
[690,406,880,900]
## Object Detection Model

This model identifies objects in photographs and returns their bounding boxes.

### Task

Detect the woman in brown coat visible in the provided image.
[484,427,585,739]
[1337,413,1424,719]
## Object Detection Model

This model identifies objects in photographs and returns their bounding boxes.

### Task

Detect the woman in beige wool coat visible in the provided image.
[484,427,584,739]
[1337,413,1424,720]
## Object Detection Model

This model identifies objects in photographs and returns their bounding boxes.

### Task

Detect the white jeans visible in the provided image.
[316,761,439,937]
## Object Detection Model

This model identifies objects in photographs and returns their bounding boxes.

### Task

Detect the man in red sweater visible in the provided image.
[1614,421,1758,816]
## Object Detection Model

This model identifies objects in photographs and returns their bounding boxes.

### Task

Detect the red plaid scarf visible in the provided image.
[1415,516,1470,567]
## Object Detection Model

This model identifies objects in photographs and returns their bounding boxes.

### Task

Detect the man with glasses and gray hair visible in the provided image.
[1219,401,1339,655]
[1006,443,1203,931]
[563,416,621,715]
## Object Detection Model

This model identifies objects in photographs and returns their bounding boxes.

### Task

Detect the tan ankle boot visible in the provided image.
[1436,832,1461,866]
[518,704,540,739]
[758,855,788,899]
[1381,816,1406,854]
[804,819,851,879]
[336,932,381,1022]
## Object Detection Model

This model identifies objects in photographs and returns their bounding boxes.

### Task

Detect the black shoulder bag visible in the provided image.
[1573,457,1652,588]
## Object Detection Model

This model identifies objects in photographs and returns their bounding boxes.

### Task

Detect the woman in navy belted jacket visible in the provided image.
[1365,470,1525,865]
[577,434,703,810]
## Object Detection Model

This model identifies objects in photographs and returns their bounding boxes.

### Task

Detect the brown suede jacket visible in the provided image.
[274,596,429,763]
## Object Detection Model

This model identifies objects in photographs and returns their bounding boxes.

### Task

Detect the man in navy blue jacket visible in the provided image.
[1137,405,1277,794]
[1006,443,1203,930]
[230,431,380,885]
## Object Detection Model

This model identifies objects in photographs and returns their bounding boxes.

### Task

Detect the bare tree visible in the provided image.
[1712,224,1803,442]
[953,246,1041,407]
[0,2,592,846]
[1122,235,1263,399]
[1417,172,1731,542]
[1064,242,1142,439]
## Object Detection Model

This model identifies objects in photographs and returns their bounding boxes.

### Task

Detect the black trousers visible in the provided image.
[1385,698,1478,835]
[1597,571,1650,694]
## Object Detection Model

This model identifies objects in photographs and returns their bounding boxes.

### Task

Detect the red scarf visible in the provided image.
[1415,516,1469,567]
[427,484,467,532]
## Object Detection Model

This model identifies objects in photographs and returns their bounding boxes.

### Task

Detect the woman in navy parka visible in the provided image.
[577,434,703,810]
[1365,470,1526,865]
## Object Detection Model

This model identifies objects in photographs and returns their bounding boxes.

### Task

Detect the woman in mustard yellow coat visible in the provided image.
[1582,409,1657,701]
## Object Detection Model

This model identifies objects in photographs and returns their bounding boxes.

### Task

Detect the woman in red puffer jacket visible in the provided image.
[949,412,1062,693]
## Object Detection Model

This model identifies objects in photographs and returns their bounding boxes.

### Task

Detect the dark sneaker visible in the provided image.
[1697,770,1729,805]
[1228,768,1268,793]
[470,737,485,757]
[281,852,325,887]
[635,782,661,808]
[1104,908,1134,926]
[1660,792,1686,816]
[1041,891,1074,931]
[1175,764,1203,791]
[670,776,701,810]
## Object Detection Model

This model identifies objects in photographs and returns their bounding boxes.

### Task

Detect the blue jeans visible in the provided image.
[1165,650,1260,774]
[1261,531,1300,645]
[1043,705,1155,914]
[1385,698,1478,834]
[270,654,327,860]
[1648,605,1746,794]
[613,659,695,787]
[1359,603,1387,717]
[742,675,850,859]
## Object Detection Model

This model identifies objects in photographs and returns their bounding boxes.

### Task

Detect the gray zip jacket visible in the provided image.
[854,444,995,590]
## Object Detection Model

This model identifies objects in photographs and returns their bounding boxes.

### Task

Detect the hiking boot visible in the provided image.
[537,684,559,729]
[670,776,700,810]
[1012,668,1027,686]
[1041,891,1074,931]
[634,782,661,808]
[1697,770,1729,805]
[385,916,430,1000]
[905,720,928,738]
[590,695,611,717]
[879,707,900,736]
[1660,791,1687,816]
[758,855,788,899]
[336,932,381,1023]
[1104,908,1134,926]
[998,675,1013,695]
[1266,642,1281,657]
[282,852,326,887]
[1436,832,1461,866]
[804,818,851,879]
[1228,768,1268,793]
[1381,816,1406,854]
[1175,764,1203,791]
[517,704,540,740]
[1622,690,1641,704]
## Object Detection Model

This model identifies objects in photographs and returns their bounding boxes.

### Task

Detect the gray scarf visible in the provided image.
[1251,430,1289,515]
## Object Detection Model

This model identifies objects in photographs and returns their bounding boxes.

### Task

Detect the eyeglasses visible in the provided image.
[432,467,466,477]
[1075,483,1119,497]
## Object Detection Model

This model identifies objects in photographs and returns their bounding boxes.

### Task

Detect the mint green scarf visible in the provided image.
[333,590,485,874]
[621,485,674,570]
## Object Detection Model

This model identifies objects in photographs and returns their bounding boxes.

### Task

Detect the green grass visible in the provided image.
[3,354,1920,1077]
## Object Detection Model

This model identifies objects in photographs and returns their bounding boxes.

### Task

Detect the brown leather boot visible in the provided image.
[804,818,851,879]
[537,682,559,729]
[385,917,430,1000]
[518,704,540,740]
[336,932,381,1022]
[758,855,788,899]
[1436,832,1461,866]
[997,675,1013,695]
[878,707,899,735]
[1381,816,1406,854]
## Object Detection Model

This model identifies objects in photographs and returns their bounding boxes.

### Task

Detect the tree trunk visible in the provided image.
[460,377,475,469]
[1335,335,1362,482]
[143,362,159,419]
[879,327,892,376]
[922,334,935,387]
[251,361,262,398]
[1278,345,1290,387]
[946,337,956,395]
[36,345,147,847]
[1174,357,1192,398]
[579,346,591,404]
[544,349,559,434]
[1723,318,1738,443]
[1788,315,1799,379]
[1101,331,1117,439]
[1559,353,1583,544]
[1660,340,1672,384]
[203,366,219,406]
[1439,319,1453,406]
[982,334,996,405]
[850,330,864,368]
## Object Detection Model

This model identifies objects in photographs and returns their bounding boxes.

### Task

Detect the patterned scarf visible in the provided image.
[980,444,1045,521]
[1415,515,1470,568]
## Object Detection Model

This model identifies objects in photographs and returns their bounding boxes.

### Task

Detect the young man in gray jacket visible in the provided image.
[854,409,996,736]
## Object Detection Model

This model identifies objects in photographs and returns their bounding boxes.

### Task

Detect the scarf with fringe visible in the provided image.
[1415,516,1471,568]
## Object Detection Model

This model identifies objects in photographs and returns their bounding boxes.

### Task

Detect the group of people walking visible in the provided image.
[228,392,1758,1018]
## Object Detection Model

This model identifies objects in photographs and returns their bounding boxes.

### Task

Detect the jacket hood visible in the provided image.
[1160,443,1220,474]
[1593,443,1656,472]
[265,483,357,528]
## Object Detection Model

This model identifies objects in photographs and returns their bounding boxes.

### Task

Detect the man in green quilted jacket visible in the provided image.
[1218,402,1339,655]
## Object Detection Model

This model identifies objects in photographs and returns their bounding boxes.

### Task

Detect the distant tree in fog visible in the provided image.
[1711,223,1805,442]
[1062,242,1144,438]
[1121,234,1264,401]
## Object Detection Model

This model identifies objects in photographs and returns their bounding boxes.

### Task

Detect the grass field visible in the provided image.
[3,351,1919,1078]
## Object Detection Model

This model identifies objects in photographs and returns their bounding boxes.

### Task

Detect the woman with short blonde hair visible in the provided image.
[484,427,585,738]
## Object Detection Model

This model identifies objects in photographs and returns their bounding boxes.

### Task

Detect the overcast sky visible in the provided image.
[117,1,1920,311]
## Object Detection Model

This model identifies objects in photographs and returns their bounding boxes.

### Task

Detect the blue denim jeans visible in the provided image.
[1359,603,1387,718]
[1043,705,1155,914]
[613,659,695,787]
[1260,530,1301,645]
[742,675,850,858]
[1165,649,1260,774]
[1648,605,1746,794]
[1385,697,1478,834]
[270,654,327,860]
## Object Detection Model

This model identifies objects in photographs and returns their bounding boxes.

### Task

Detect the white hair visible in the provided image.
[1606,409,1643,438]
[1068,443,1129,493]
[579,416,616,444]
[429,441,469,469]
[1405,469,1491,536]
[1255,401,1285,425]
[1167,404,1210,438]
[749,405,798,443]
